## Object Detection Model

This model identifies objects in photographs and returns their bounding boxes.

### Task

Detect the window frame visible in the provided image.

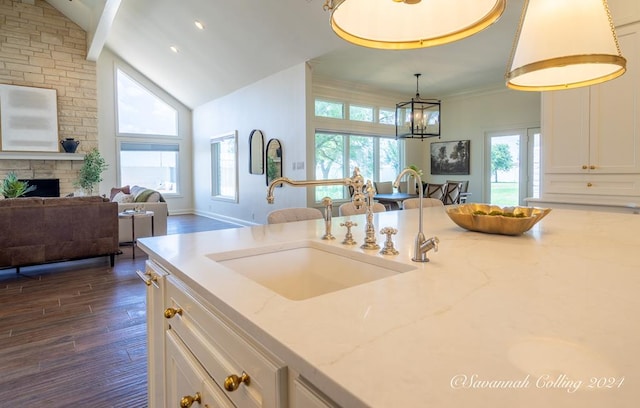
[210,130,239,203]
[118,139,180,195]
[314,130,404,203]
[114,64,185,196]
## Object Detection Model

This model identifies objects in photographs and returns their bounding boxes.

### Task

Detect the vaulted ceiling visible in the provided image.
[44,0,526,109]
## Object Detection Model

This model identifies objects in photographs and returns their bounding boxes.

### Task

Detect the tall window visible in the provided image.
[116,69,178,136]
[211,131,238,202]
[115,67,182,195]
[315,132,402,201]
[120,142,178,194]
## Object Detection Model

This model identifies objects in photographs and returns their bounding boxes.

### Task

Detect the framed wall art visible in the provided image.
[430,140,470,175]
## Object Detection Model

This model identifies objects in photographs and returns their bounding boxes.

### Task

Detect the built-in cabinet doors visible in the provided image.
[166,330,235,408]
[543,23,640,175]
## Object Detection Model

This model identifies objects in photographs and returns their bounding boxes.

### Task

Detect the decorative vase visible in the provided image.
[60,138,79,153]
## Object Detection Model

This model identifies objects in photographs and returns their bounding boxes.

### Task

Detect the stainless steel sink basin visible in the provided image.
[208,240,416,300]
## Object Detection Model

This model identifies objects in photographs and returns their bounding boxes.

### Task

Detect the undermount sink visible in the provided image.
[208,240,417,301]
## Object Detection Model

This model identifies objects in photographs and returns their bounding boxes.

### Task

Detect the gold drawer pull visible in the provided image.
[582,165,588,169]
[164,307,183,319]
[224,371,250,392]
[587,182,593,187]
[180,392,201,408]
[590,165,596,170]
[136,270,157,286]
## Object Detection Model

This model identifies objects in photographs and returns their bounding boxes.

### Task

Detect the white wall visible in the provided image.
[193,63,309,225]
[97,48,194,214]
[426,88,541,203]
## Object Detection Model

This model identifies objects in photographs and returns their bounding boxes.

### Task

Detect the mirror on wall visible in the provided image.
[266,138,282,186]
[249,129,264,175]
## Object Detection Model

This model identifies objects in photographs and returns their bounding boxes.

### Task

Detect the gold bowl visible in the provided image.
[445,203,551,236]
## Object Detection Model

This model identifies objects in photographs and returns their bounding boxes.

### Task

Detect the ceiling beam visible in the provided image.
[86,0,122,61]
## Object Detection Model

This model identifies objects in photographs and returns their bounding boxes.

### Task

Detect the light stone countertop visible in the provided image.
[139,207,640,408]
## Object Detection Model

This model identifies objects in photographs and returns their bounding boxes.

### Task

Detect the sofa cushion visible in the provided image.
[109,185,130,201]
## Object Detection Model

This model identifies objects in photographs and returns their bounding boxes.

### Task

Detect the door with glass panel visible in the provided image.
[485,128,540,206]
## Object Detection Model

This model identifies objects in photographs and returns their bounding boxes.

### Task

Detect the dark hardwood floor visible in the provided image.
[0,214,239,407]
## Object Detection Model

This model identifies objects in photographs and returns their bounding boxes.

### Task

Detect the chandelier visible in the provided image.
[396,74,440,140]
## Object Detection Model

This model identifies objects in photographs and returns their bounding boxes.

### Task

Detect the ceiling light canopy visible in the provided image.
[323,0,506,50]
[506,0,626,91]
[396,74,441,140]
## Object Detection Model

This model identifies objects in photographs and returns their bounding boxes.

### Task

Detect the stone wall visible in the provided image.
[0,0,97,195]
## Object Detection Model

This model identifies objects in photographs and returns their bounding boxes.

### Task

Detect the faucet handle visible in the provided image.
[340,221,358,245]
[379,227,399,256]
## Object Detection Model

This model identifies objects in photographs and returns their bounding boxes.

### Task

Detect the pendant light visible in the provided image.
[323,0,506,50]
[506,0,626,91]
[396,74,441,139]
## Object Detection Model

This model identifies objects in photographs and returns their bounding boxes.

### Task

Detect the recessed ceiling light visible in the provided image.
[194,20,205,30]
[170,46,179,53]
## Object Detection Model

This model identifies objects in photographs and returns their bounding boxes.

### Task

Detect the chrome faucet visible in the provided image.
[266,168,366,240]
[393,168,439,262]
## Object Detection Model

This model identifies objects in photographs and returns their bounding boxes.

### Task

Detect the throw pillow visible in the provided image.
[110,185,130,201]
[112,191,134,203]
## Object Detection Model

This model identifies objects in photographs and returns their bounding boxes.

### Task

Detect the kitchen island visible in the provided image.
[139,207,640,408]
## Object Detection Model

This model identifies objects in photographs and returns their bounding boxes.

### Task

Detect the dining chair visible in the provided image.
[267,207,323,224]
[338,202,386,216]
[402,198,444,209]
[446,180,469,203]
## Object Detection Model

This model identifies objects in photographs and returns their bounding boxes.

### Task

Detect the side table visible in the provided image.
[118,210,154,259]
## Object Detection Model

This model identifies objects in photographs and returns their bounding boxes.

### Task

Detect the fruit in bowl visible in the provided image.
[446,204,551,235]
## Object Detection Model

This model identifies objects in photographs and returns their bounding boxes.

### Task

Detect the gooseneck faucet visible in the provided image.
[267,168,366,240]
[393,168,439,262]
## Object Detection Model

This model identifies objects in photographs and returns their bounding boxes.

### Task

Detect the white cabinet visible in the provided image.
[144,260,346,408]
[137,261,168,408]
[541,22,640,200]
[154,273,287,408]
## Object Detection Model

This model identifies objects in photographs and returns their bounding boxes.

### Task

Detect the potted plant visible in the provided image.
[405,164,424,194]
[75,148,108,196]
[0,171,36,198]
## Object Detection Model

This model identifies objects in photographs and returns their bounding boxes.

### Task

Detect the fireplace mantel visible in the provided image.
[0,152,84,161]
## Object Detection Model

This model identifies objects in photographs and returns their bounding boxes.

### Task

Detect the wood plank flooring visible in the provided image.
[0,214,239,407]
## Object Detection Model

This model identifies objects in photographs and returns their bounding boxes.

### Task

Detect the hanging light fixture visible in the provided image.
[506,0,626,91]
[396,74,441,140]
[323,0,506,50]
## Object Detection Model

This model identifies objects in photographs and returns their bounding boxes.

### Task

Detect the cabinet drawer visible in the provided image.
[165,276,287,408]
[544,174,640,196]
[166,330,235,408]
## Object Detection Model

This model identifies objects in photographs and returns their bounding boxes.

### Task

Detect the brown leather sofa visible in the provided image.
[0,196,119,272]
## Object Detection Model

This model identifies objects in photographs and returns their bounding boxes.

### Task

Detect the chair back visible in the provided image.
[446,180,469,193]
[338,202,386,216]
[424,183,446,200]
[443,182,462,205]
[267,207,323,224]
[402,198,444,209]
[373,181,393,194]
